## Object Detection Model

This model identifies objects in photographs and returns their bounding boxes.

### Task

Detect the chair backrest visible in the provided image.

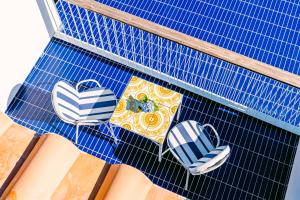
[78,87,117,122]
[167,120,215,166]
[52,81,117,124]
[52,81,80,123]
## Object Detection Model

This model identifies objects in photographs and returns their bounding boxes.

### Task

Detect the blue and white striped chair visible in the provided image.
[51,79,118,144]
[166,120,230,189]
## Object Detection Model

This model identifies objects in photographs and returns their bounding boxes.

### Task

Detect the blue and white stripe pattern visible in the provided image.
[189,145,230,175]
[168,120,230,174]
[52,81,117,124]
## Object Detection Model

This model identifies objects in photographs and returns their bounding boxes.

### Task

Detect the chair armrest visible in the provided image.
[201,123,220,147]
[76,79,101,91]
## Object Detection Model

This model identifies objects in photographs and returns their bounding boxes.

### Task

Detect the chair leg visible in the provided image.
[106,123,118,144]
[185,169,190,190]
[75,123,79,144]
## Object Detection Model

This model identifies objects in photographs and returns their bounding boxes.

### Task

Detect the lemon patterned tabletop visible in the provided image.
[110,76,183,144]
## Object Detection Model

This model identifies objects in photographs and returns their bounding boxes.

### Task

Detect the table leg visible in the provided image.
[185,169,190,190]
[177,103,182,121]
[158,143,163,162]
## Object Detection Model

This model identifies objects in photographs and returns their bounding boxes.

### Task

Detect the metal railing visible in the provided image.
[43,0,300,135]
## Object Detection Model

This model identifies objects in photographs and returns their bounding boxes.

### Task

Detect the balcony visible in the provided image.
[2,0,300,199]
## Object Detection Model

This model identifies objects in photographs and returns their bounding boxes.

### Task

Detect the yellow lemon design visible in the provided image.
[126,77,148,97]
[129,76,143,86]
[121,122,133,131]
[136,92,147,101]
[115,99,125,112]
[146,113,162,128]
[111,99,132,122]
[146,106,172,142]
[153,85,175,99]
[157,138,164,144]
[133,113,149,133]
[131,76,139,82]
[171,106,178,115]
[140,113,153,126]
[157,86,173,97]
[151,85,182,107]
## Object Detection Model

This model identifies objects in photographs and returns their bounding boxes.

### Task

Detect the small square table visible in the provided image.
[110,76,183,161]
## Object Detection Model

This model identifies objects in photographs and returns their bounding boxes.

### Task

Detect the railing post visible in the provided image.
[37,0,62,37]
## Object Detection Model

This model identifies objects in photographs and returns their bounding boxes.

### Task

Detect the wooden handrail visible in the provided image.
[67,0,300,89]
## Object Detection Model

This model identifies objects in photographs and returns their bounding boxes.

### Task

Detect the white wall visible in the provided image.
[0,0,50,112]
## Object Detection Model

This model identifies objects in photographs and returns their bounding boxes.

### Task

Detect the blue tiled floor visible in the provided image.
[6,38,299,200]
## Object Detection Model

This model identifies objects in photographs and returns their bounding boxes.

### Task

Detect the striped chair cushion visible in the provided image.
[168,120,215,166]
[52,81,117,124]
[189,145,230,175]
